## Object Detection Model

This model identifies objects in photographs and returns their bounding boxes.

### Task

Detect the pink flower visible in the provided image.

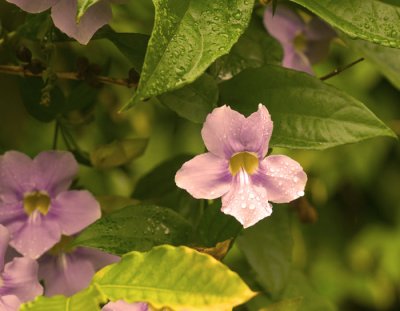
[6,0,117,44]
[0,225,43,311]
[102,301,148,311]
[0,151,101,259]
[175,105,307,228]
[263,5,335,74]
[38,238,119,296]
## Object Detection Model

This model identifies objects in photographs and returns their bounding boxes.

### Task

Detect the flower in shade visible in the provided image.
[175,105,307,228]
[0,150,101,259]
[263,5,335,74]
[38,236,119,296]
[0,225,43,310]
[6,0,119,44]
[102,301,148,311]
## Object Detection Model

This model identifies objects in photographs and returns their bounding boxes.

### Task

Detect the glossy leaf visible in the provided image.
[125,0,254,108]
[219,65,396,149]
[158,73,218,123]
[290,0,400,48]
[93,245,256,310]
[90,138,149,169]
[237,207,293,298]
[21,286,104,311]
[73,205,194,255]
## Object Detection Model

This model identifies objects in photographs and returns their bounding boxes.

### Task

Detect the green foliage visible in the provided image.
[289,0,400,48]
[125,0,254,108]
[93,245,256,310]
[73,205,194,255]
[219,65,396,149]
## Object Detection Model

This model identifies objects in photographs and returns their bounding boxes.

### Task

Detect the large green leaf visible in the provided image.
[219,65,396,149]
[21,286,104,311]
[94,245,256,310]
[158,73,218,123]
[289,0,400,48]
[73,205,194,255]
[343,35,400,89]
[125,0,254,108]
[237,207,293,298]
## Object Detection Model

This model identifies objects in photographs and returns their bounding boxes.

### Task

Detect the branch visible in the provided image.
[0,64,136,88]
[320,58,365,81]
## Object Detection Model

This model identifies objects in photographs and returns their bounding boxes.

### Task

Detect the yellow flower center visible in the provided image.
[23,191,51,216]
[48,235,76,256]
[229,152,259,176]
[294,33,307,52]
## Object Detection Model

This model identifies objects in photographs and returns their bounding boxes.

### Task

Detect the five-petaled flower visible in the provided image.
[6,0,119,44]
[102,300,148,311]
[263,5,335,74]
[175,104,307,228]
[0,151,101,259]
[0,225,43,310]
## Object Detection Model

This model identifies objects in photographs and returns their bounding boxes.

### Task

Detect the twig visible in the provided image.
[320,58,364,81]
[52,120,60,150]
[0,64,136,88]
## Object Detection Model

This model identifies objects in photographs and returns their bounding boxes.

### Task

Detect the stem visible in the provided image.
[52,120,59,150]
[0,65,136,88]
[320,57,365,81]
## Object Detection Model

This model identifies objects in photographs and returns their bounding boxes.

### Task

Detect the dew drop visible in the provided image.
[241,203,247,209]
[297,190,305,197]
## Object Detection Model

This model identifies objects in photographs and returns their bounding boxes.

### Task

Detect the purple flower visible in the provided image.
[0,151,101,259]
[38,236,119,296]
[102,301,148,311]
[175,105,307,228]
[0,225,43,310]
[6,0,118,44]
[263,5,335,74]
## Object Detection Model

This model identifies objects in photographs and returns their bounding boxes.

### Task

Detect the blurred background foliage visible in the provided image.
[0,0,399,310]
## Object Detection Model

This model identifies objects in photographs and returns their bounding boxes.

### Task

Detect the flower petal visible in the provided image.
[32,151,78,196]
[75,247,119,270]
[201,105,245,158]
[283,48,313,74]
[0,225,10,270]
[102,301,148,311]
[51,0,112,45]
[221,170,272,228]
[0,151,34,202]
[10,214,61,259]
[175,153,232,199]
[263,6,304,44]
[1,257,43,302]
[253,155,307,203]
[5,0,58,13]
[0,202,27,237]
[49,190,101,236]
[240,104,273,158]
[38,253,95,296]
[0,295,21,311]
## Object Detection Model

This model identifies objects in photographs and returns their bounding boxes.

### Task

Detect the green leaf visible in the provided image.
[210,16,282,80]
[343,35,400,89]
[289,0,400,48]
[158,73,218,123]
[197,201,242,247]
[77,0,101,21]
[90,138,149,169]
[237,207,293,298]
[219,65,396,149]
[125,0,254,108]
[21,285,104,311]
[94,245,256,310]
[65,83,97,111]
[73,205,194,255]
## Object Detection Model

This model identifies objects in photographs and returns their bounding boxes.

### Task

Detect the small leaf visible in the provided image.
[237,207,293,298]
[21,285,104,311]
[125,0,254,108]
[94,245,256,310]
[90,138,148,169]
[219,65,396,149]
[73,205,194,255]
[158,73,218,123]
[289,0,400,48]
